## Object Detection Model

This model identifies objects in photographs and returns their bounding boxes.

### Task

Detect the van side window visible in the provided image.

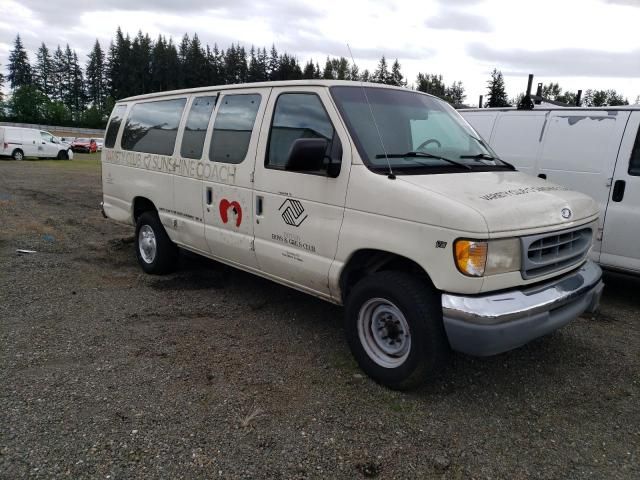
[121,98,187,155]
[209,94,261,164]
[105,105,127,149]
[266,93,340,173]
[629,127,640,176]
[181,95,217,159]
[40,131,54,143]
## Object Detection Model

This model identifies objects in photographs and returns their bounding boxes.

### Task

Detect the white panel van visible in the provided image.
[461,106,640,275]
[0,126,73,160]
[101,81,604,388]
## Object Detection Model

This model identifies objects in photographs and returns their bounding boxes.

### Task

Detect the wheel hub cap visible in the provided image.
[357,298,411,368]
[138,225,157,264]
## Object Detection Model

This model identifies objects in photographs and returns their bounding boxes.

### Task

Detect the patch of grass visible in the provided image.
[26,153,102,170]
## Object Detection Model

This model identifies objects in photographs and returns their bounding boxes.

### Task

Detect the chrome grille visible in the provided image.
[521,227,592,279]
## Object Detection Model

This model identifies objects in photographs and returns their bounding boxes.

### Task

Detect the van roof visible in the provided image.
[119,80,433,103]
[461,105,640,112]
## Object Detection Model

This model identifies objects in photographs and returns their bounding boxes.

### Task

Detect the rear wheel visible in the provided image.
[12,149,24,161]
[135,211,178,274]
[345,271,449,389]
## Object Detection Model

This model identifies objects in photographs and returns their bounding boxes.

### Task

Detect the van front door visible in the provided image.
[39,131,59,158]
[600,111,640,273]
[202,88,271,269]
[252,87,350,299]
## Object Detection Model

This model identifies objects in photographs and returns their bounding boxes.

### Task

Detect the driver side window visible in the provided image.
[40,131,53,143]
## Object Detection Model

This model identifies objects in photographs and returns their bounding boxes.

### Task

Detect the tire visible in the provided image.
[135,211,178,274]
[345,271,449,389]
[57,150,69,160]
[12,149,24,161]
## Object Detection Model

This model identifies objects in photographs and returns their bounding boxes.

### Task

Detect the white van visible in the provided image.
[101,81,603,388]
[460,106,640,275]
[0,126,73,160]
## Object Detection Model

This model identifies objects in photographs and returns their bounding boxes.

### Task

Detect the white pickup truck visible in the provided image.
[101,81,603,388]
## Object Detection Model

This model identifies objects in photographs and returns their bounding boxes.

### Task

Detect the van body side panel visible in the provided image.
[600,111,640,273]
[462,112,498,142]
[201,88,272,269]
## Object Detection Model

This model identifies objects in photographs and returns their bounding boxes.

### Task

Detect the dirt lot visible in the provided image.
[1,156,638,479]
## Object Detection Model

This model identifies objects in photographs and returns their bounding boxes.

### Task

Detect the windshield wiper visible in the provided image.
[375,152,472,170]
[460,152,516,170]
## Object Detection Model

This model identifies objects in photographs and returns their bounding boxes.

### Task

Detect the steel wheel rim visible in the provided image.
[138,225,157,264]
[357,298,411,368]
[15,151,23,160]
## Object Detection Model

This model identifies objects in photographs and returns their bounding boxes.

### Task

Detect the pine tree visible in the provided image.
[445,81,466,105]
[131,31,153,94]
[51,46,65,102]
[348,63,359,81]
[107,28,132,99]
[268,45,279,81]
[360,69,370,82]
[70,51,86,118]
[542,82,561,100]
[302,60,315,80]
[0,72,5,105]
[486,68,509,107]
[34,43,53,97]
[372,56,390,84]
[322,57,334,79]
[416,73,446,98]
[86,40,107,111]
[390,59,404,86]
[183,33,207,87]
[7,34,32,88]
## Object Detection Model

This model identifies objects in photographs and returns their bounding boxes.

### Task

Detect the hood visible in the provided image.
[399,171,599,234]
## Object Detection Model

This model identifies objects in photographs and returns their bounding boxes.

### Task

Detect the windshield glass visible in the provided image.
[330,86,511,174]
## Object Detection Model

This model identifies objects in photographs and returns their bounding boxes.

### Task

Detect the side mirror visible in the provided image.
[285,138,328,173]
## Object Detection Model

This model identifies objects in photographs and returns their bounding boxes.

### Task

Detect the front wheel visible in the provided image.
[345,271,449,389]
[135,211,178,274]
[57,150,69,160]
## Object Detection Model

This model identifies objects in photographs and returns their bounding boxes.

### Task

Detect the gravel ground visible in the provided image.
[1,157,639,479]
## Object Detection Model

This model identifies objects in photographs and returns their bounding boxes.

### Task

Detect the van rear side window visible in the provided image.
[181,95,217,159]
[121,98,187,155]
[209,94,261,164]
[629,127,640,176]
[105,105,127,148]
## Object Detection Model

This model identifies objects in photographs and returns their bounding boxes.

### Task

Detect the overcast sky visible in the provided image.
[1,0,639,103]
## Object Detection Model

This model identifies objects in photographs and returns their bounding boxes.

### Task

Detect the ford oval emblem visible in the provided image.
[561,208,572,219]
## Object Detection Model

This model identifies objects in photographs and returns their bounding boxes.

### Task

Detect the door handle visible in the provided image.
[206,187,212,205]
[256,196,263,216]
[538,173,547,180]
[612,180,626,202]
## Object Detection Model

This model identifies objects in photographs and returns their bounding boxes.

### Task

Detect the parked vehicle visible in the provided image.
[101,81,603,388]
[93,138,104,151]
[460,106,640,275]
[71,137,97,153]
[60,136,76,144]
[0,126,73,160]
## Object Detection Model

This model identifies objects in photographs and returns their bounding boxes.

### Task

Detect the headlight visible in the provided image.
[454,238,521,277]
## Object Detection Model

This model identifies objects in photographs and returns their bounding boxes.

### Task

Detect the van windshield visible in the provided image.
[330,86,513,174]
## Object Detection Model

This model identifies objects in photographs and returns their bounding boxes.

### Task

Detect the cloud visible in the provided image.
[603,0,640,6]
[425,10,492,32]
[467,43,640,78]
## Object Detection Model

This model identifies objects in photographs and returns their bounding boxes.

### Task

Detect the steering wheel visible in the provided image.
[416,138,441,151]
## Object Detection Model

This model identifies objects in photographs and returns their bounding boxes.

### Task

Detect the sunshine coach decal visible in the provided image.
[103,149,237,184]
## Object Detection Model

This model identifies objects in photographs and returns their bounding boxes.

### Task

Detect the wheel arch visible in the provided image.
[132,196,157,223]
[339,249,434,302]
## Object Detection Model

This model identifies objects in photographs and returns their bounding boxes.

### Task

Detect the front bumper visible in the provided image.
[441,260,603,356]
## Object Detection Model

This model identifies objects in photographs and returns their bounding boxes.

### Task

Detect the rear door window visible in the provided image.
[181,95,217,159]
[121,98,187,155]
[105,105,127,149]
[209,94,261,164]
[629,126,640,176]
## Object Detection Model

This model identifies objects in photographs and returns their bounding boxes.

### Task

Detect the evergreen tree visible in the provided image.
[183,33,207,87]
[334,57,349,80]
[446,81,466,105]
[486,68,510,107]
[583,89,628,107]
[302,60,315,80]
[372,56,391,84]
[0,72,4,104]
[131,31,153,94]
[314,62,322,79]
[322,57,334,79]
[542,82,561,100]
[267,45,279,81]
[61,45,76,112]
[51,46,66,102]
[107,28,132,99]
[8,85,49,123]
[86,40,107,111]
[7,34,32,89]
[70,51,86,118]
[390,59,405,86]
[416,73,446,98]
[348,63,359,81]
[34,43,53,97]
[360,69,370,82]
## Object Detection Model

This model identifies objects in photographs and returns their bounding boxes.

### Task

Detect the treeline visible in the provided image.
[0,29,469,128]
[1,29,634,128]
